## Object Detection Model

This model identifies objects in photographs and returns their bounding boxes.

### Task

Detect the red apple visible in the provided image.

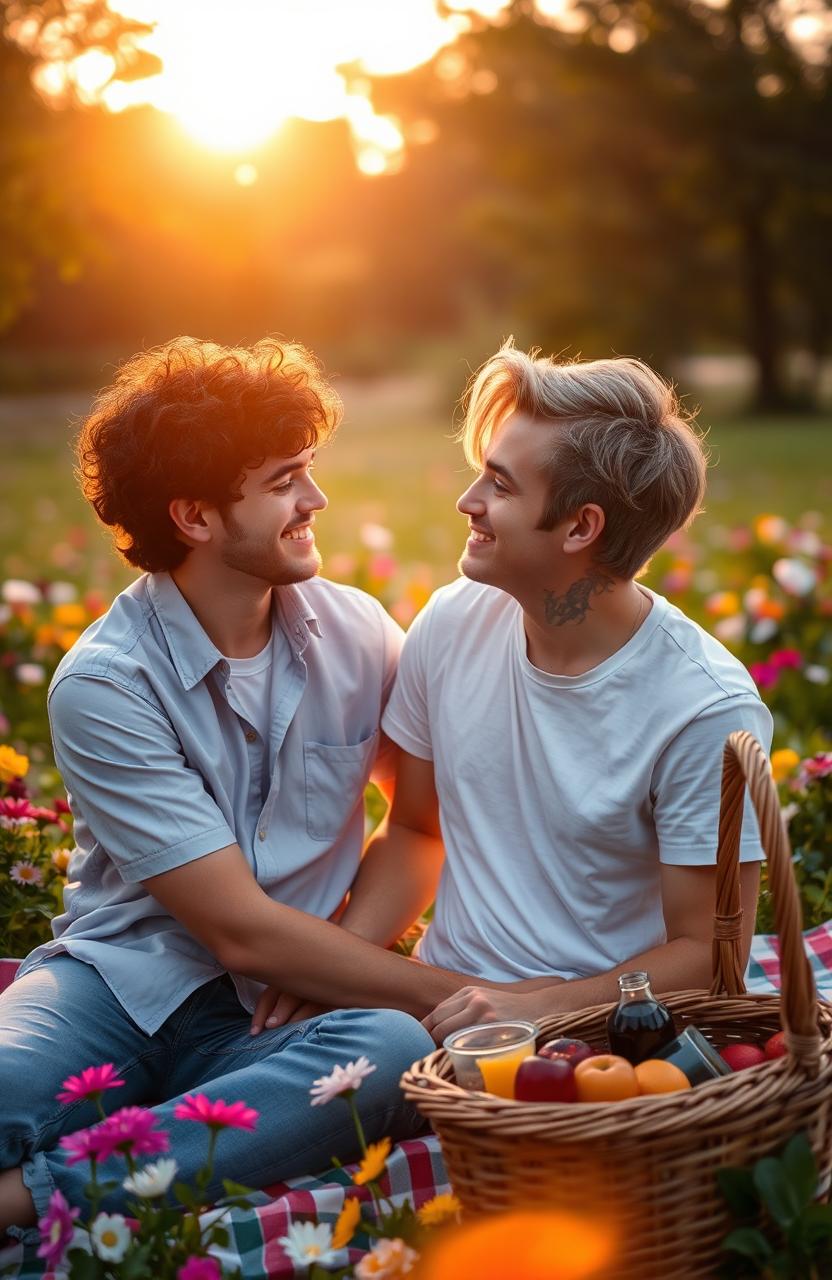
[514,1055,577,1103]
[720,1043,767,1071]
[764,1031,788,1060]
[538,1037,595,1067]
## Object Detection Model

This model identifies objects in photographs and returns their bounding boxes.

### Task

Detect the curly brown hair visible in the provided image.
[76,336,342,572]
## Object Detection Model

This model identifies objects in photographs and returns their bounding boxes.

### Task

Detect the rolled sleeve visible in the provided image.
[652,693,774,866]
[49,674,236,882]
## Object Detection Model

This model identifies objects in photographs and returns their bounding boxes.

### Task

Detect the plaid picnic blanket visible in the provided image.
[2,920,831,1279]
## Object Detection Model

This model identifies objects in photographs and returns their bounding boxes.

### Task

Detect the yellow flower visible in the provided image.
[51,848,72,874]
[0,745,29,782]
[52,603,88,628]
[332,1195,362,1249]
[57,629,81,652]
[705,591,741,618]
[417,1193,462,1228]
[771,748,800,783]
[353,1137,391,1186]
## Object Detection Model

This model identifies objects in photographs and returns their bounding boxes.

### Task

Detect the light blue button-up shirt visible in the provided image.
[17,572,402,1033]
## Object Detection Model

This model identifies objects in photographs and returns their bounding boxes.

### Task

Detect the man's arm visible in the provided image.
[338,750,444,947]
[422,861,760,1042]
[143,839,475,1020]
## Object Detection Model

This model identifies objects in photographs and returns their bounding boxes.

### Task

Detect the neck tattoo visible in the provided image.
[543,570,615,627]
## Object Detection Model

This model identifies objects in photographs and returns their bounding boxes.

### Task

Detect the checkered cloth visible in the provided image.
[2,921,831,1279]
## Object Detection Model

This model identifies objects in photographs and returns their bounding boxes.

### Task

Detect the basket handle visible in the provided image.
[710,730,820,1069]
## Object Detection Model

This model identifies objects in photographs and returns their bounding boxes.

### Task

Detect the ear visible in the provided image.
[168,498,213,547]
[563,503,605,556]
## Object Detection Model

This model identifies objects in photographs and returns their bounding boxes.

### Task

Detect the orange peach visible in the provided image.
[634,1059,692,1094]
[574,1054,639,1102]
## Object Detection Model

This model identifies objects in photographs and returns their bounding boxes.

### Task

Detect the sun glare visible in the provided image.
[90,0,486,167]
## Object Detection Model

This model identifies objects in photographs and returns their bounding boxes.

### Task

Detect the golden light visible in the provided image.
[233,162,258,187]
[91,0,476,167]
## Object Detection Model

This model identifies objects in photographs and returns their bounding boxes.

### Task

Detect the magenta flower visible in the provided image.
[94,1107,170,1161]
[37,1189,80,1268]
[749,662,779,690]
[0,796,56,822]
[57,1063,126,1106]
[174,1093,259,1132]
[800,753,832,783]
[768,648,802,672]
[59,1125,113,1166]
[178,1257,223,1280]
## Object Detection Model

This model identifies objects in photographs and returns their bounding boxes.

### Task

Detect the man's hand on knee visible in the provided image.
[249,986,328,1035]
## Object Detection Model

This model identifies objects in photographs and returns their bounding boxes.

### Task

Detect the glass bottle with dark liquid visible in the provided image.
[606,971,677,1064]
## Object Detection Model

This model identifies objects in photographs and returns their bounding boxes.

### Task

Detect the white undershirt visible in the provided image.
[226,635,275,746]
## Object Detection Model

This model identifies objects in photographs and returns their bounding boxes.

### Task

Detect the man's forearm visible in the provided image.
[520,936,713,1022]
[339,820,444,947]
[230,898,487,1019]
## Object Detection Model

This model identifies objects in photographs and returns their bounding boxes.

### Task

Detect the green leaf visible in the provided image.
[800,1203,832,1248]
[780,1132,818,1209]
[221,1178,258,1197]
[211,1226,230,1249]
[753,1156,803,1229]
[717,1166,760,1219]
[119,1243,156,1280]
[721,1228,774,1264]
[65,1249,107,1280]
[173,1180,200,1210]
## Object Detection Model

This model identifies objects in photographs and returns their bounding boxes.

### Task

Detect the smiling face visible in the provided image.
[456,412,570,597]
[216,447,328,586]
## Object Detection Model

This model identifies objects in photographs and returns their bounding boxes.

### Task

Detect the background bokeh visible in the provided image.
[0,1,830,951]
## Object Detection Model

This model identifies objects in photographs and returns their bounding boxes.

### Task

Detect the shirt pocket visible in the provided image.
[304,731,379,842]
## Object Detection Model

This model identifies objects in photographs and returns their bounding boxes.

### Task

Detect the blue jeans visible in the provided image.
[0,955,434,1243]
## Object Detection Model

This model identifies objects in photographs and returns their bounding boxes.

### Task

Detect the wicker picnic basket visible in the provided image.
[401,732,832,1279]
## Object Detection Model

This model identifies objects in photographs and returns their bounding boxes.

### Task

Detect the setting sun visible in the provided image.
[85,0,502,166]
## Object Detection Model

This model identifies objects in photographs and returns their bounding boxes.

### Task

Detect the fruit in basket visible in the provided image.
[634,1059,691,1095]
[538,1037,595,1066]
[720,1043,767,1071]
[573,1054,639,1102]
[514,1055,578,1103]
[764,1030,788,1060]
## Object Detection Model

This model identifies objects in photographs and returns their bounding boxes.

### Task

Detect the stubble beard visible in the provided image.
[220,513,321,587]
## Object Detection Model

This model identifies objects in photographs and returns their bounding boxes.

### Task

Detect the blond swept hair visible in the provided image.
[459,341,708,579]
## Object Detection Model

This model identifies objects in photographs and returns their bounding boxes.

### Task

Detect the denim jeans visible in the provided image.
[0,955,434,1243]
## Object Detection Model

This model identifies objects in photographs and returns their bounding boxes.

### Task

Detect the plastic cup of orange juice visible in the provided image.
[443,1021,537,1095]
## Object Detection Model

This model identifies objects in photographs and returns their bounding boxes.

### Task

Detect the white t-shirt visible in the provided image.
[226,635,277,748]
[382,578,773,984]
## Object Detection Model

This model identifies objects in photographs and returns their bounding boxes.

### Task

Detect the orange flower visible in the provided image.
[0,745,29,782]
[353,1137,391,1186]
[415,1209,615,1280]
[416,1193,461,1227]
[52,603,88,628]
[332,1195,362,1249]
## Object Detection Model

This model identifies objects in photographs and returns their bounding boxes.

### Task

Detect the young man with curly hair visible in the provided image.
[0,337,482,1236]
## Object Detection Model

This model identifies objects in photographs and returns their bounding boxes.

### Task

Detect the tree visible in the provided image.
[373,0,832,409]
[0,0,157,333]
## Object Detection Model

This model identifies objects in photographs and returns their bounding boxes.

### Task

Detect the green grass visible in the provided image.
[1,381,830,596]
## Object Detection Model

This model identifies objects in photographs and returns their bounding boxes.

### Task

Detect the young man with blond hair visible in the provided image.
[340,341,773,1041]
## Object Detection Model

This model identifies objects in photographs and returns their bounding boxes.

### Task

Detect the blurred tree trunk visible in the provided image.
[739,202,788,411]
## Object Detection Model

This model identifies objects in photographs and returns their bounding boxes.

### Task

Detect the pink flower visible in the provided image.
[95,1106,170,1160]
[59,1125,113,1166]
[749,662,779,690]
[800,753,832,784]
[174,1093,259,1131]
[37,1189,80,1268]
[57,1063,126,1106]
[178,1257,223,1280]
[310,1056,377,1106]
[0,796,56,822]
[768,648,802,671]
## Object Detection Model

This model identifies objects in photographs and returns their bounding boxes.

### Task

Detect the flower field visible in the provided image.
[1,502,831,955]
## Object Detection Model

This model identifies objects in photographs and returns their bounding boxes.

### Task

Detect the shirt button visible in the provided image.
[245,730,257,743]
[258,828,266,841]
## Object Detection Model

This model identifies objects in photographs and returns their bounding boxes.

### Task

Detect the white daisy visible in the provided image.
[277,1221,337,1267]
[10,860,43,887]
[91,1213,132,1262]
[123,1157,178,1198]
[310,1056,377,1106]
